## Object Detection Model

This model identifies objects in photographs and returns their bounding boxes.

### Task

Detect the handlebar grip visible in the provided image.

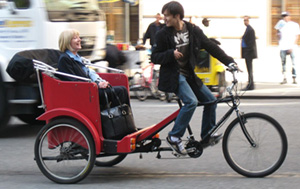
[226,63,238,72]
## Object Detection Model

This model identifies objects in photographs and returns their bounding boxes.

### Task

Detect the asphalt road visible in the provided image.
[1,99,300,188]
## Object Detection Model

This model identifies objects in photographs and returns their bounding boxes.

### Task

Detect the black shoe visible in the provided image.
[201,133,223,148]
[241,85,254,91]
[166,136,187,155]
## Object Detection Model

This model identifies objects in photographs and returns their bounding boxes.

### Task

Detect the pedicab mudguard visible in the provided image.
[37,108,102,154]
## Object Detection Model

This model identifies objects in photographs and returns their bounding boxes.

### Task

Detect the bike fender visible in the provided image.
[37,108,101,154]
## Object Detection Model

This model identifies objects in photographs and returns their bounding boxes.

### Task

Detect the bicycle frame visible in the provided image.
[198,69,256,147]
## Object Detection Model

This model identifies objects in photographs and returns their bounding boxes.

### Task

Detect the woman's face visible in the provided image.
[70,34,82,52]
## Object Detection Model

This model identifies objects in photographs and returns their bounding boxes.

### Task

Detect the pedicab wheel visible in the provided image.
[222,113,288,177]
[34,118,96,184]
[217,72,226,98]
[133,72,147,101]
[95,154,127,167]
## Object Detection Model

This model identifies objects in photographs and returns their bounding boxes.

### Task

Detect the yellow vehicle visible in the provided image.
[194,50,226,98]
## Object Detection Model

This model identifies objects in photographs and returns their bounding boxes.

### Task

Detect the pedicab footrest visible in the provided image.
[103,139,118,153]
[103,136,137,154]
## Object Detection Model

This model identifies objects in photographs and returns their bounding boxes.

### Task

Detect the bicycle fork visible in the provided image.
[236,111,257,147]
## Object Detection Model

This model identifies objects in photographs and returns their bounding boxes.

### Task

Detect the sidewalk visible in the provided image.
[130,82,300,100]
[238,82,300,99]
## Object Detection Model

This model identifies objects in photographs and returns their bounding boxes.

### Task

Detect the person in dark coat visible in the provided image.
[143,13,164,51]
[57,29,129,110]
[104,43,126,69]
[151,1,236,155]
[241,16,257,90]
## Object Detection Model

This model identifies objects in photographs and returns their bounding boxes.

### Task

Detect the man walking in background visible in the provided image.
[143,13,164,51]
[275,12,300,84]
[241,16,257,90]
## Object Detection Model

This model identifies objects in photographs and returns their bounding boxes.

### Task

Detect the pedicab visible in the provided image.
[194,49,226,98]
[30,52,287,184]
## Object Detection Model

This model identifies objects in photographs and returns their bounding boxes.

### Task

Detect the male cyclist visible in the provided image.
[151,1,237,155]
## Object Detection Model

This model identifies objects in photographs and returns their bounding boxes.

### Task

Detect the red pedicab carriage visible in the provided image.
[30,51,287,184]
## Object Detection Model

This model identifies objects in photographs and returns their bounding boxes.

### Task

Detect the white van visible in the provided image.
[0,0,107,128]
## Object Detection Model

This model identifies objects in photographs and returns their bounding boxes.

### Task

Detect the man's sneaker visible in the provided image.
[166,136,187,155]
[201,133,223,148]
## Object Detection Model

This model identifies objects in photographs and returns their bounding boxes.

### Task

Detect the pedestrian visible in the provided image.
[201,17,220,45]
[241,16,257,90]
[151,1,237,155]
[143,13,164,51]
[275,12,300,84]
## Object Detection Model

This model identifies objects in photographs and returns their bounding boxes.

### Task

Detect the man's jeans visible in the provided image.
[169,75,217,139]
[280,50,296,78]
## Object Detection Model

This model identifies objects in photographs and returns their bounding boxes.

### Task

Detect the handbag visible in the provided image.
[101,87,137,140]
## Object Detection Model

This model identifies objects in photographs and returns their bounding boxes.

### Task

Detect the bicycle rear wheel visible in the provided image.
[132,72,148,101]
[222,112,287,177]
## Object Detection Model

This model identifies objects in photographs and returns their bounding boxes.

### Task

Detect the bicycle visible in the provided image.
[130,62,166,101]
[33,60,288,183]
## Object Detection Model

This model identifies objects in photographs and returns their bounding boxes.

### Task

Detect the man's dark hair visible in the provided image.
[161,1,184,20]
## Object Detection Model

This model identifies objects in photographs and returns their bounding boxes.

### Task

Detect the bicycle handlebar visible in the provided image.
[226,63,239,95]
[226,63,239,72]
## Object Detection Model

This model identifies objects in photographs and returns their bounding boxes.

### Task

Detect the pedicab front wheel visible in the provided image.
[34,118,96,184]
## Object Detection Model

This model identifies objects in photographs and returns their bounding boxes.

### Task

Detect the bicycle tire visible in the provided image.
[95,154,127,167]
[133,72,148,101]
[222,112,287,177]
[34,118,96,184]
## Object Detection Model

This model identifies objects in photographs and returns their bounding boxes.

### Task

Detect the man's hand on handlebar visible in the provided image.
[227,63,243,73]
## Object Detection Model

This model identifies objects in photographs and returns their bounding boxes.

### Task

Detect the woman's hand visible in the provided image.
[98,81,109,88]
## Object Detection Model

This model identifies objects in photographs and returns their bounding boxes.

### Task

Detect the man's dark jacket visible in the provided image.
[143,22,164,46]
[241,25,257,59]
[151,21,234,94]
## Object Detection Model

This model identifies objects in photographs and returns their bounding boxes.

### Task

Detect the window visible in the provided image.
[271,0,300,45]
[13,0,30,9]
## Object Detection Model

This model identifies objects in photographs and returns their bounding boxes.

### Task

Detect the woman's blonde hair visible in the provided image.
[58,29,80,52]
